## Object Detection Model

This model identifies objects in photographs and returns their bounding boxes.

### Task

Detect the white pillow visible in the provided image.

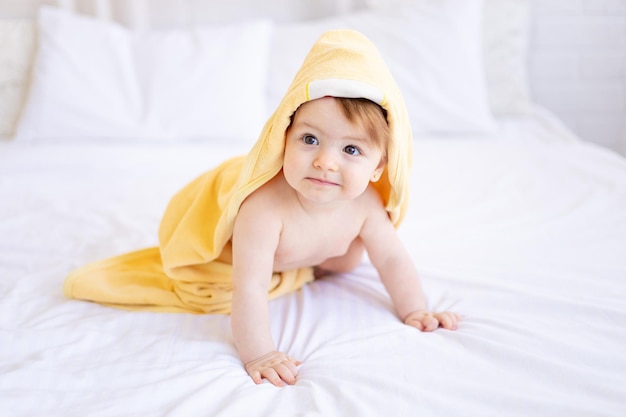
[0,19,37,139]
[364,0,533,116]
[268,0,497,135]
[482,0,532,115]
[15,6,273,143]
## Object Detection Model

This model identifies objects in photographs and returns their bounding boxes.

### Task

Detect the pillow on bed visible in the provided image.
[14,6,273,143]
[0,19,36,139]
[482,0,532,115]
[364,0,533,116]
[268,0,497,135]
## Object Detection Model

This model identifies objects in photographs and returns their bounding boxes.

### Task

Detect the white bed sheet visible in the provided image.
[1,111,625,417]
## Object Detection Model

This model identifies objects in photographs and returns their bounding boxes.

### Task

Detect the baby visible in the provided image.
[63,29,460,389]
[232,96,460,387]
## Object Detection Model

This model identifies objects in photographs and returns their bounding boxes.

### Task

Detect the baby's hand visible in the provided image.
[244,351,301,387]
[404,310,460,331]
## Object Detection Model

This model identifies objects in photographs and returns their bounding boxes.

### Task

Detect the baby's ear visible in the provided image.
[370,158,386,182]
[370,167,384,183]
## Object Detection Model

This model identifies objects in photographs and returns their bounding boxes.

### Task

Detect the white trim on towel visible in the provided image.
[307,79,386,106]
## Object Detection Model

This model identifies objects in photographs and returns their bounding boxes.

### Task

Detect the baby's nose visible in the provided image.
[313,149,338,171]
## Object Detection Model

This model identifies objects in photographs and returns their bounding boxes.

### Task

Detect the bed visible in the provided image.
[1,1,625,416]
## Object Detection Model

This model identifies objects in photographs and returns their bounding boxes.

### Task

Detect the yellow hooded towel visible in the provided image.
[63,29,413,314]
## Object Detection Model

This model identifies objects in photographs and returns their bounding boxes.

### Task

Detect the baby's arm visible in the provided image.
[360,204,459,331]
[231,199,300,387]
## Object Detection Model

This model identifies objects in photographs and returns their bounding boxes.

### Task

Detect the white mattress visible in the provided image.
[1,111,625,417]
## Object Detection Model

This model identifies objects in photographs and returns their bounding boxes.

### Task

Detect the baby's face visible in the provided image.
[283,97,386,205]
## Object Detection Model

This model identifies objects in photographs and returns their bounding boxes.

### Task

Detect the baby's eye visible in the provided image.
[302,134,318,145]
[343,145,361,156]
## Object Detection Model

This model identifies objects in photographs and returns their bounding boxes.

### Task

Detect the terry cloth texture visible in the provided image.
[63,29,413,314]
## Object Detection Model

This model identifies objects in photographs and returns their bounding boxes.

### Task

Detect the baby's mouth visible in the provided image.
[307,177,339,186]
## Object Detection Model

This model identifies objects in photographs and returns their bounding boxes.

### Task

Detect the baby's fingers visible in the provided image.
[259,368,285,387]
[275,362,299,385]
[404,315,425,331]
[258,362,298,387]
[422,314,439,332]
[245,351,301,387]
[404,312,438,332]
[250,370,264,385]
[404,310,460,332]
[436,312,460,330]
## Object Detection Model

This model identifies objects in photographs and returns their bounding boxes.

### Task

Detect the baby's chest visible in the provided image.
[274,220,361,266]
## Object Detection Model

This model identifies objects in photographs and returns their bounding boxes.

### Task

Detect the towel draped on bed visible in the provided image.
[63,29,413,314]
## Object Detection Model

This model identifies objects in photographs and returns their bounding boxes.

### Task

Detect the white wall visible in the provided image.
[528,0,626,155]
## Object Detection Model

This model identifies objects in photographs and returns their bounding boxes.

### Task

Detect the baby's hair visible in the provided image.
[335,97,389,159]
[288,97,390,159]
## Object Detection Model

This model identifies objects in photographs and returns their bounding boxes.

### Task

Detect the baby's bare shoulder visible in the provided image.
[240,174,290,212]
[234,177,285,238]
[356,186,394,235]
[359,185,386,211]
